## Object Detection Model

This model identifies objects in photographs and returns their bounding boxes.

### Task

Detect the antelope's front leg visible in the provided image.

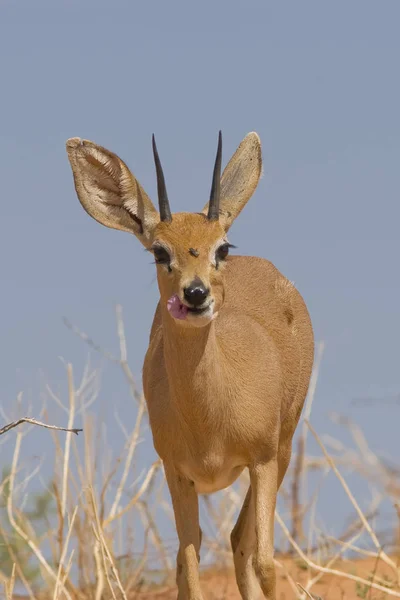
[250,458,278,600]
[164,463,203,600]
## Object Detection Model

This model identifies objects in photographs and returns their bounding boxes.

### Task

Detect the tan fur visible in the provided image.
[66,132,314,600]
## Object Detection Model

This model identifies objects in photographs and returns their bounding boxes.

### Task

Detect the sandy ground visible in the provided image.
[10,554,399,599]
[137,555,399,599]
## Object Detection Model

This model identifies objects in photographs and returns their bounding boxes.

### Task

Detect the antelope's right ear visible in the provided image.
[66,138,159,247]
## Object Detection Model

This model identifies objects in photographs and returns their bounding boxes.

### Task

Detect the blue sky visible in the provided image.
[1,0,399,536]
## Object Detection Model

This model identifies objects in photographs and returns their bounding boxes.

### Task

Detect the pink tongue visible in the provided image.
[167,294,188,320]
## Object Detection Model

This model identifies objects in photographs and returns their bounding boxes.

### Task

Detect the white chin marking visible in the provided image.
[178,306,216,327]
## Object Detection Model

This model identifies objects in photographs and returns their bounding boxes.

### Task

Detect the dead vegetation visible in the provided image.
[0,307,399,599]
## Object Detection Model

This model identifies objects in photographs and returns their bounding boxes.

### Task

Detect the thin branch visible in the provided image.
[0,417,82,437]
[63,317,118,363]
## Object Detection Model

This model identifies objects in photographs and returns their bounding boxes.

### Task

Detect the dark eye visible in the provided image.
[215,243,232,265]
[153,246,171,266]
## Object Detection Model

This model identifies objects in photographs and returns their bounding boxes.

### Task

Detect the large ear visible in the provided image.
[202,132,262,231]
[66,138,159,247]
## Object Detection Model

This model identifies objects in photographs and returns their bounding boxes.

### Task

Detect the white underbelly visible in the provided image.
[180,462,246,495]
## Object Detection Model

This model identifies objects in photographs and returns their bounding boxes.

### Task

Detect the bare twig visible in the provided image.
[0,417,82,437]
[63,317,118,363]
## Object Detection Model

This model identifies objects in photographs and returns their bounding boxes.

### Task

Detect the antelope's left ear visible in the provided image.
[202,132,262,231]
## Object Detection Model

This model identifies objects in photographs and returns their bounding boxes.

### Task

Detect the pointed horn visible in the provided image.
[207,130,222,221]
[152,134,172,222]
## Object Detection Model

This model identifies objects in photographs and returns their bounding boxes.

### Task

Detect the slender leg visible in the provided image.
[231,486,260,599]
[250,458,278,600]
[164,463,203,600]
[277,442,292,490]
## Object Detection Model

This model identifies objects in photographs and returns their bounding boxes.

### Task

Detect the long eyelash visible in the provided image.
[150,258,172,273]
[218,243,237,251]
[150,244,171,255]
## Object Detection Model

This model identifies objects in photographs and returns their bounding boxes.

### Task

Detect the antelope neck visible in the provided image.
[161,311,222,404]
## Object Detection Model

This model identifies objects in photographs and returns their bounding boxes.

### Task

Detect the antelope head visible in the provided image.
[66,132,262,327]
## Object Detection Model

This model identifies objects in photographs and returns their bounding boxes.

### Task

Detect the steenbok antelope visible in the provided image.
[66,131,314,600]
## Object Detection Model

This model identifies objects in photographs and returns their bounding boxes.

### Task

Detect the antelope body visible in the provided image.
[66,132,314,600]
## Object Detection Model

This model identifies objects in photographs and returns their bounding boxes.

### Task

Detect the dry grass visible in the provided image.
[0,306,399,599]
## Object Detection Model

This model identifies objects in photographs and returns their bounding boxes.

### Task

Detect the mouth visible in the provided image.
[187,305,210,315]
[167,294,213,321]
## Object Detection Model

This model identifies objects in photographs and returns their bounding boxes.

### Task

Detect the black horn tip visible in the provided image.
[207,130,223,221]
[152,134,160,162]
[152,134,172,223]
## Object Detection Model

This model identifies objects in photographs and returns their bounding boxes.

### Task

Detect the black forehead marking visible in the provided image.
[189,248,199,258]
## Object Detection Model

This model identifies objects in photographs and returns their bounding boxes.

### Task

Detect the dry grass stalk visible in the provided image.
[276,509,400,597]
[395,503,400,554]
[306,419,400,583]
[137,501,173,573]
[305,527,365,591]
[53,506,78,600]
[103,459,162,528]
[291,342,325,549]
[125,526,150,594]
[1,563,16,600]
[107,393,147,522]
[296,583,320,599]
[90,486,128,600]
[0,522,36,599]
[6,428,73,600]
[61,365,77,520]
[274,557,302,598]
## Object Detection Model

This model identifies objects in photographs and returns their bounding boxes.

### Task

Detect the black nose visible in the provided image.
[184,280,210,307]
